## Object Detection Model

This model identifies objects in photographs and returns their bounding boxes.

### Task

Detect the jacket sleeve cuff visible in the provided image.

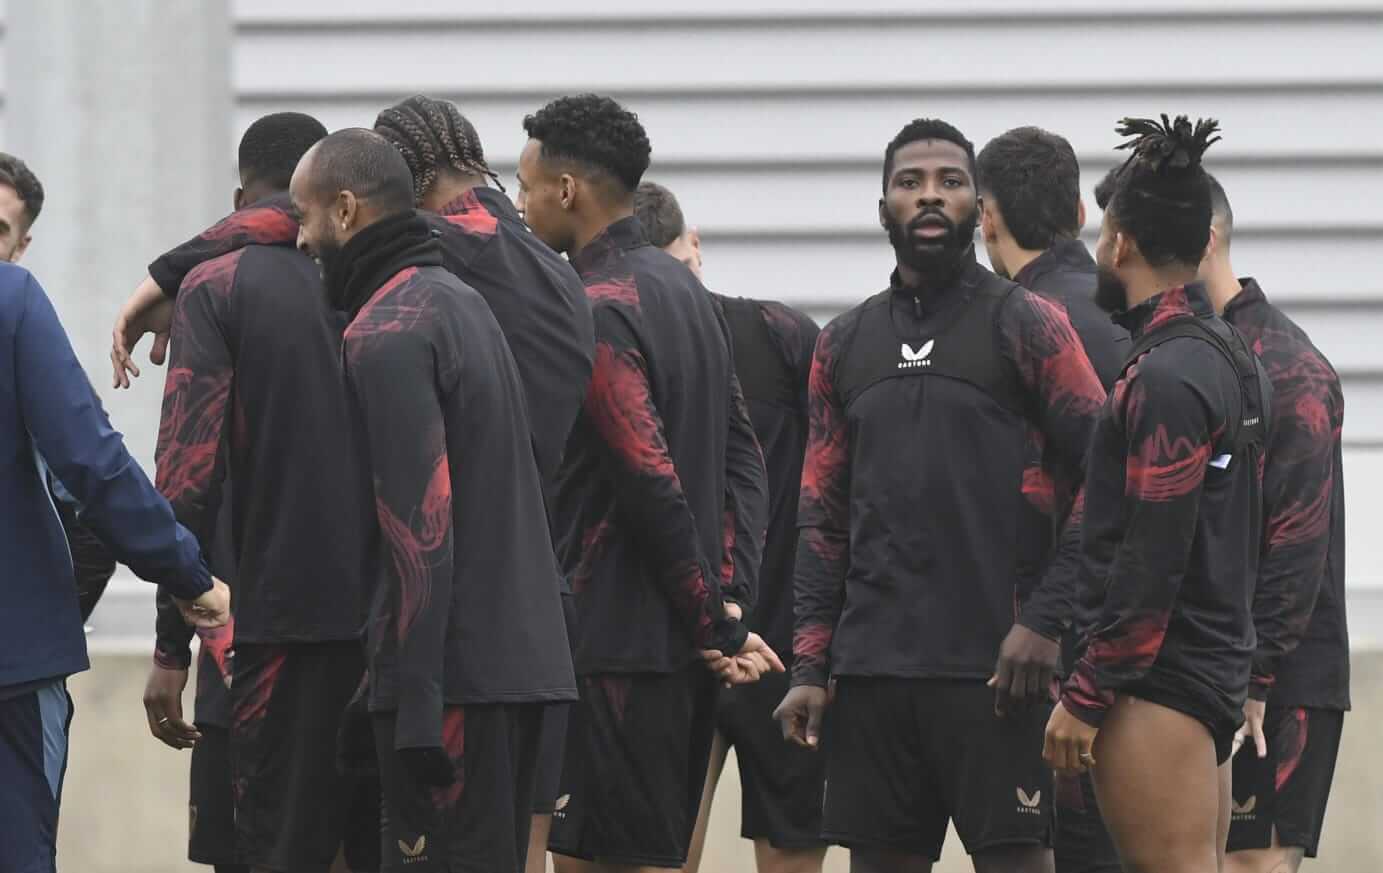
[1061,694,1108,728]
[707,617,749,657]
[1248,677,1272,702]
[1015,613,1064,643]
[165,555,214,602]
[148,257,182,298]
[790,663,830,689]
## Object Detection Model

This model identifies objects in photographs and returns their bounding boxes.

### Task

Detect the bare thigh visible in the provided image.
[680,731,729,873]
[1090,696,1221,873]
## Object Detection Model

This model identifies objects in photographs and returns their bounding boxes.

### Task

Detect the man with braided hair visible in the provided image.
[1045,116,1270,873]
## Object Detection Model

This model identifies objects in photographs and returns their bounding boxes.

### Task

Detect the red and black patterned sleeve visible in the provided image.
[1000,290,1107,641]
[148,194,297,296]
[791,319,851,688]
[718,367,768,612]
[1061,353,1212,726]
[1249,346,1343,698]
[344,280,455,753]
[152,252,241,669]
[585,303,748,656]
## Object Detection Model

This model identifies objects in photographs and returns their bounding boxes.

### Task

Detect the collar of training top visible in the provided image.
[327,210,443,317]
[437,186,517,222]
[571,215,649,275]
[887,244,982,312]
[1013,237,1094,288]
[1114,279,1216,338]
[1223,276,1268,317]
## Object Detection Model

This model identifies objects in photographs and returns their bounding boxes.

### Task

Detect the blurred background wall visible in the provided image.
[0,0,1379,869]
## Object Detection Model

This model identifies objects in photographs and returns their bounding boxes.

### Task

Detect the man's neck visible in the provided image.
[420,171,489,213]
[1125,265,1199,310]
[569,205,635,261]
[991,233,1047,281]
[1201,257,1242,314]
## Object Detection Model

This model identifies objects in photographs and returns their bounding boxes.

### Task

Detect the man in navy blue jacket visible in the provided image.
[0,262,229,873]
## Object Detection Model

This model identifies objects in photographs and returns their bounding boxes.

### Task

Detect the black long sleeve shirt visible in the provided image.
[714,296,819,656]
[791,253,1106,688]
[335,217,576,752]
[1224,278,1349,710]
[1063,282,1266,730]
[553,217,766,674]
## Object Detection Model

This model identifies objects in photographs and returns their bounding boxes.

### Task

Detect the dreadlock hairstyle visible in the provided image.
[1104,114,1221,268]
[882,118,975,192]
[374,95,502,204]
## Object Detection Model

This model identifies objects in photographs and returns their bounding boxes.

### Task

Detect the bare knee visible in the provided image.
[754,841,827,873]
[849,847,932,873]
[1224,847,1305,873]
[971,843,1052,873]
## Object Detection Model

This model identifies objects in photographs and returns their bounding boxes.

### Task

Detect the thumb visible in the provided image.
[805,699,825,748]
[1253,719,1268,759]
[151,332,171,366]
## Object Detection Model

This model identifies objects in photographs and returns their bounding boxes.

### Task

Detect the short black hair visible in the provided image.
[0,152,44,227]
[305,128,416,216]
[1205,171,1234,242]
[1104,115,1221,268]
[238,112,328,191]
[1093,166,1121,211]
[374,96,501,202]
[976,127,1081,250]
[882,118,975,193]
[522,94,651,194]
[633,182,686,248]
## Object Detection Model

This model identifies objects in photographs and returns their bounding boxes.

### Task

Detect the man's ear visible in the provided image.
[1114,231,1133,268]
[337,191,359,231]
[980,197,1000,243]
[878,197,888,230]
[234,187,245,211]
[559,173,577,212]
[1076,199,1087,233]
[687,226,702,253]
[12,233,31,264]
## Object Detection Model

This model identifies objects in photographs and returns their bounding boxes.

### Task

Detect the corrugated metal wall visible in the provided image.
[4,0,1383,634]
[235,0,1383,617]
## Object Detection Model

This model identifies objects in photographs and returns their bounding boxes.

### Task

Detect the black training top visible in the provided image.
[1063,282,1269,730]
[714,295,819,657]
[791,249,1106,688]
[553,217,767,675]
[152,229,373,664]
[334,214,576,753]
[1225,278,1349,710]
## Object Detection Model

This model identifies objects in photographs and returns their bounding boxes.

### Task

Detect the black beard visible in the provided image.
[1095,265,1129,314]
[886,206,979,281]
[316,234,344,283]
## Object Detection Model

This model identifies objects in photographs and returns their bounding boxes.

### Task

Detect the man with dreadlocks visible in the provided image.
[1046,116,1270,873]
[1196,175,1348,873]
[774,118,1106,873]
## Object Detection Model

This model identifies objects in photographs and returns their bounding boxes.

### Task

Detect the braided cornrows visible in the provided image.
[374,96,503,203]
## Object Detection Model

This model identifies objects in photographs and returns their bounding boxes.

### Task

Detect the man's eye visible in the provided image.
[944,178,962,188]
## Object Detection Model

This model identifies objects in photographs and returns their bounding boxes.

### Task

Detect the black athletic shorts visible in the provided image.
[549,666,719,868]
[374,703,543,873]
[1227,705,1344,858]
[189,724,238,867]
[1125,678,1241,765]
[822,677,1053,861]
[231,641,369,873]
[1052,770,1120,873]
[533,593,576,815]
[718,669,826,850]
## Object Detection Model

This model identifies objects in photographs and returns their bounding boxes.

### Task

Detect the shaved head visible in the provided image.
[296,128,415,214]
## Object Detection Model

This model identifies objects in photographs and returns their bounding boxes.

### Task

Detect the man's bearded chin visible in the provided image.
[887,207,979,281]
[1095,265,1130,314]
[315,233,343,281]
